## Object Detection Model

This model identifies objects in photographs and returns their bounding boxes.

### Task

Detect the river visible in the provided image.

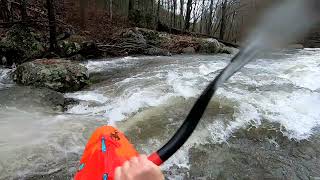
[0,49,320,179]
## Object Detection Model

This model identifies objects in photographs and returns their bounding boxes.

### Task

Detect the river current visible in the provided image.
[0,49,319,179]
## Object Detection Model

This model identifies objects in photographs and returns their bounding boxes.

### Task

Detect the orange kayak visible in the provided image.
[74,126,139,180]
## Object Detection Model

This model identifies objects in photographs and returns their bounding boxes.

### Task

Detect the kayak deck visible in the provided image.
[74,126,138,180]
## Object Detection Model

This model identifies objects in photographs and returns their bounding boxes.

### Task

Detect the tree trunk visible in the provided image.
[128,0,134,20]
[184,0,192,31]
[192,0,197,32]
[156,0,161,29]
[179,0,184,29]
[207,0,214,34]
[219,0,227,40]
[199,0,205,33]
[173,0,177,28]
[169,0,173,30]
[20,0,27,23]
[47,0,57,52]
[79,0,86,28]
[227,10,236,41]
[110,0,112,20]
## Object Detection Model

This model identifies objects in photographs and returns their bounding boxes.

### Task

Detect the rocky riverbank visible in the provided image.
[0,25,235,95]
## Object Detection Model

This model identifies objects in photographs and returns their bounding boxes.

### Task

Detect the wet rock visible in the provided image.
[79,41,102,59]
[58,40,81,57]
[57,34,101,59]
[143,47,171,56]
[0,24,45,66]
[63,98,80,111]
[182,47,196,54]
[13,59,89,92]
[0,86,66,112]
[219,46,234,54]
[189,123,320,179]
[199,39,223,54]
[136,28,161,46]
[287,44,304,49]
[121,29,147,46]
[68,54,85,61]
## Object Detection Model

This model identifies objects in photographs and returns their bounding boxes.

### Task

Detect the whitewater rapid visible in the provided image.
[65,49,320,176]
[67,49,320,140]
[0,49,319,179]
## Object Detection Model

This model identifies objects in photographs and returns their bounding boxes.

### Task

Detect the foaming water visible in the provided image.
[63,50,320,175]
[0,67,13,89]
[69,51,320,140]
[1,50,320,178]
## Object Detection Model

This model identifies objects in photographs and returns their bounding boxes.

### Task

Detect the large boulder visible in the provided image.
[13,59,89,92]
[199,38,223,54]
[121,28,147,46]
[58,40,81,57]
[79,41,102,59]
[58,35,102,59]
[0,24,45,66]
[136,28,161,46]
[182,47,196,54]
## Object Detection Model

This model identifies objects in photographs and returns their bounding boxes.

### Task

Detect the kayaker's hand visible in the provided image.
[115,155,164,180]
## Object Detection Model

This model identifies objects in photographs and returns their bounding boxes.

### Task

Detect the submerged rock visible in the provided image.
[189,123,320,179]
[0,86,66,112]
[13,59,89,92]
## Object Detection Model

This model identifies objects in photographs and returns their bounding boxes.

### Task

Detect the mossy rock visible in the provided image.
[136,28,161,46]
[198,38,223,54]
[14,59,89,92]
[1,24,45,65]
[58,40,81,57]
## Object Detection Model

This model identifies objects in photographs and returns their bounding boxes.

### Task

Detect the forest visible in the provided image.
[1,0,319,55]
[0,0,291,44]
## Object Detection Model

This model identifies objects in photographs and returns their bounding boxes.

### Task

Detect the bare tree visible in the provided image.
[128,0,134,20]
[207,0,215,34]
[173,0,177,27]
[109,0,112,20]
[192,0,199,32]
[219,0,227,40]
[156,0,161,28]
[199,0,206,33]
[20,0,27,23]
[46,0,57,52]
[179,0,184,29]
[169,0,173,29]
[184,0,192,31]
